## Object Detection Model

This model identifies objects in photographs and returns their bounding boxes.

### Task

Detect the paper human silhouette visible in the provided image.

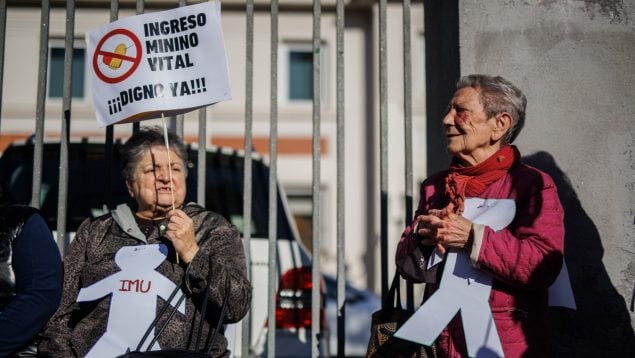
[395,198,516,357]
[396,198,574,357]
[77,244,185,357]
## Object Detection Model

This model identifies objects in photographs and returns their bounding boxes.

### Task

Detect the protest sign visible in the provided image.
[86,1,230,127]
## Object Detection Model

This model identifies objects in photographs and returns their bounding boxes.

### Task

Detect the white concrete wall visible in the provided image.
[459,0,635,354]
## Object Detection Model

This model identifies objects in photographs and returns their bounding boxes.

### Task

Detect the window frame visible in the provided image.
[279,40,329,107]
[46,38,89,103]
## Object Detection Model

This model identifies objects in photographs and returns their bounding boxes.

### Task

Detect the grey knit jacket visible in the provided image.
[39,203,252,357]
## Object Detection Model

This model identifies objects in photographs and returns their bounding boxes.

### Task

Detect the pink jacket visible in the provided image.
[396,162,565,358]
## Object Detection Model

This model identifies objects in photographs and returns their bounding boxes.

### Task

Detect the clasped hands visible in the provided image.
[415,208,474,255]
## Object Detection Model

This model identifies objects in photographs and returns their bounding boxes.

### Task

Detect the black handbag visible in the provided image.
[366,272,433,358]
[117,257,230,358]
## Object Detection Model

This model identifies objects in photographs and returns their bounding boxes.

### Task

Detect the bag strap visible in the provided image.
[204,275,230,354]
[195,257,229,354]
[135,280,186,351]
[386,271,404,310]
[135,255,230,355]
[193,255,217,351]
[146,290,189,349]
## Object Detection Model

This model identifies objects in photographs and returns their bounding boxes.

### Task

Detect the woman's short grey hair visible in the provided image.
[456,74,527,144]
[120,125,188,181]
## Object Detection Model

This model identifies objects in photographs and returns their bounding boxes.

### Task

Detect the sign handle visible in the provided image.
[161,113,179,264]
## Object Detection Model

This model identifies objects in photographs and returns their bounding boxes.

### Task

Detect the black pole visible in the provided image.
[424,0,460,175]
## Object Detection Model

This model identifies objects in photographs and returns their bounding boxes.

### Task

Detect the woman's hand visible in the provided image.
[416,209,473,255]
[165,209,199,264]
[415,213,444,243]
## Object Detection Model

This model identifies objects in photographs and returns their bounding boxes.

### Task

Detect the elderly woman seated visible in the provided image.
[40,126,251,357]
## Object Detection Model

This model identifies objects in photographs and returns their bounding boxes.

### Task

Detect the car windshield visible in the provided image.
[0,142,294,240]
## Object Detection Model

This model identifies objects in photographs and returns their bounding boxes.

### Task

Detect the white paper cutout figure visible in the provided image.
[548,261,576,309]
[396,198,516,358]
[424,199,576,308]
[77,244,185,358]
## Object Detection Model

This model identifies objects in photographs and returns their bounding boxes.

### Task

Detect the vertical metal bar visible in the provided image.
[195,13,208,354]
[168,117,177,134]
[197,109,206,206]
[133,0,144,134]
[379,0,389,305]
[335,0,346,356]
[174,0,187,138]
[104,0,118,212]
[175,115,184,138]
[267,1,279,357]
[241,0,255,355]
[30,0,50,209]
[311,0,321,356]
[402,0,415,310]
[195,0,206,208]
[108,0,118,48]
[136,0,144,15]
[0,0,7,132]
[56,0,75,256]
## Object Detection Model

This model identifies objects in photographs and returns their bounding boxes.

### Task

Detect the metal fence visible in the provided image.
[0,1,425,357]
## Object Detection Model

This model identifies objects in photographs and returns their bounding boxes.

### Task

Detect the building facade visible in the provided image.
[0,0,428,292]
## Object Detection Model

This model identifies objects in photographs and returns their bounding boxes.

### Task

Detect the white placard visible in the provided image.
[86,1,231,127]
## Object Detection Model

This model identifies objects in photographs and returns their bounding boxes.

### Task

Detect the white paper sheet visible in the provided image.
[548,261,576,309]
[77,244,185,357]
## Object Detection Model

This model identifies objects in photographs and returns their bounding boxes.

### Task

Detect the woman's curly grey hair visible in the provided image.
[120,125,188,181]
[456,74,527,144]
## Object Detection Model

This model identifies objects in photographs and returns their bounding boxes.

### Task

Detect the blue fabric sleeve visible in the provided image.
[0,214,63,357]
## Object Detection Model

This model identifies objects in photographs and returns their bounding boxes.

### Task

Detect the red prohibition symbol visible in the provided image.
[93,28,142,84]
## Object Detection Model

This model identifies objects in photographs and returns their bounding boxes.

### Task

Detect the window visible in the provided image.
[289,50,313,100]
[48,44,86,99]
[281,41,328,104]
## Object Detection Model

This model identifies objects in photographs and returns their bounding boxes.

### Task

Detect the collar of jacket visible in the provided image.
[111,204,146,242]
[110,203,206,243]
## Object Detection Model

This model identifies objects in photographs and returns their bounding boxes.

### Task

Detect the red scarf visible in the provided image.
[444,145,520,214]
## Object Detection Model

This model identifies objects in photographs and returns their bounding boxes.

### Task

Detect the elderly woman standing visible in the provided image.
[396,75,564,357]
[40,126,251,357]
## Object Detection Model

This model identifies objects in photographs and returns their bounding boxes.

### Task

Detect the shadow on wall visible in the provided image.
[523,151,635,357]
